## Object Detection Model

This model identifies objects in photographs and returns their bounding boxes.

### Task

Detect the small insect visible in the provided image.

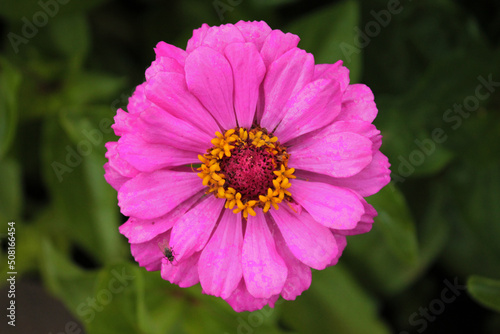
[162,246,176,263]
[158,241,176,265]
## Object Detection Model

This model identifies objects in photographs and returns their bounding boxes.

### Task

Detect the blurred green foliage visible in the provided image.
[1,0,500,333]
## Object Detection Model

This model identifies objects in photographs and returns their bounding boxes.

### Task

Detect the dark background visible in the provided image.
[1,0,500,333]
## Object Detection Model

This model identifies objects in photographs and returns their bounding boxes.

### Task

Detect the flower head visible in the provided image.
[104,21,390,312]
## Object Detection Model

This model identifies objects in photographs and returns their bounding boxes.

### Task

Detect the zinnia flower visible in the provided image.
[104,21,390,312]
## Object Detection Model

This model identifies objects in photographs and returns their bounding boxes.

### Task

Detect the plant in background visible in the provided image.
[104,21,390,312]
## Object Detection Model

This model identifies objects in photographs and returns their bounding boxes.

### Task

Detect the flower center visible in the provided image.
[197,128,295,218]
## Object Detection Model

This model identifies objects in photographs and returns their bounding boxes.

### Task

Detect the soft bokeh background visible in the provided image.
[1,0,500,333]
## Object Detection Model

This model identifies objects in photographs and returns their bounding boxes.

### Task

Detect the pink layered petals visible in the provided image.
[270,205,337,269]
[260,48,314,130]
[321,120,382,151]
[138,107,212,152]
[225,43,266,128]
[272,225,312,300]
[260,30,301,67]
[145,72,220,135]
[313,61,350,92]
[112,108,139,137]
[154,41,187,66]
[127,82,151,115]
[119,194,201,244]
[292,179,364,230]
[325,151,390,197]
[336,84,378,123]
[145,56,184,81]
[187,24,245,53]
[234,21,272,50]
[161,251,201,288]
[333,199,377,236]
[169,196,225,261]
[199,210,243,299]
[105,142,138,178]
[289,132,373,178]
[104,142,138,191]
[130,234,167,272]
[274,79,342,143]
[185,47,236,129]
[224,280,279,312]
[242,211,287,299]
[329,234,347,266]
[118,170,204,219]
[118,133,198,172]
[103,163,130,191]
[186,23,210,53]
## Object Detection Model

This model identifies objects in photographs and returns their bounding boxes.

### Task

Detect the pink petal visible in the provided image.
[117,133,198,172]
[130,233,167,271]
[145,72,220,135]
[321,120,380,144]
[224,42,265,128]
[286,120,380,151]
[274,79,342,143]
[328,234,347,266]
[127,82,151,114]
[191,24,245,53]
[112,108,138,137]
[169,196,225,261]
[326,151,390,197]
[186,23,210,53]
[337,84,378,123]
[145,56,184,81]
[105,142,138,178]
[271,223,311,300]
[119,193,201,243]
[199,210,243,299]
[291,179,364,230]
[260,48,314,129]
[270,205,337,270]
[289,132,372,177]
[161,251,201,288]
[289,132,373,178]
[118,170,204,219]
[137,106,212,152]
[333,199,377,236]
[260,30,300,67]
[224,279,279,312]
[185,46,236,129]
[154,41,187,66]
[104,163,130,191]
[242,211,287,299]
[235,20,272,50]
[313,61,350,92]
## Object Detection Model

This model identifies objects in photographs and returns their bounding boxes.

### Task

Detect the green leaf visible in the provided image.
[252,0,299,6]
[281,265,390,334]
[85,264,140,334]
[286,0,362,82]
[41,117,125,265]
[343,182,449,296]
[49,12,90,66]
[64,72,126,105]
[468,276,500,313]
[39,236,102,324]
[0,158,22,221]
[367,183,419,265]
[0,0,112,21]
[0,57,21,158]
[40,237,139,333]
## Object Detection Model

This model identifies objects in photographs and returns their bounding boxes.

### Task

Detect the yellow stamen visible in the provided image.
[197,127,296,218]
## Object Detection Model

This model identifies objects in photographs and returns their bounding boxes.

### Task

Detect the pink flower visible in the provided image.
[104,21,390,312]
